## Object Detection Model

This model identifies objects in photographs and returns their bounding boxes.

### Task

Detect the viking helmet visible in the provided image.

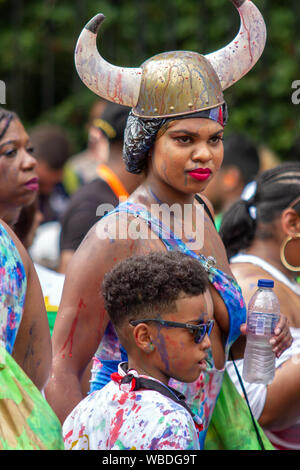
[74,0,266,118]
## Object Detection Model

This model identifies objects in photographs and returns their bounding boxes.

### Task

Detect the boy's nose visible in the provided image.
[200,333,211,351]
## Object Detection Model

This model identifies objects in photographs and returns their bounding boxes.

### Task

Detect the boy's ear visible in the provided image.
[133,324,155,353]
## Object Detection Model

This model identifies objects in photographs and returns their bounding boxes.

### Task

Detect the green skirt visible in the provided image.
[205,370,274,450]
[0,345,64,450]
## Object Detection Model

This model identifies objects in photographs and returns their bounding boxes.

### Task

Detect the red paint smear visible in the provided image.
[118,392,128,405]
[64,429,73,441]
[160,64,174,114]
[78,423,86,438]
[118,391,137,405]
[134,405,141,414]
[132,402,138,412]
[239,8,254,63]
[110,408,124,447]
[60,298,86,358]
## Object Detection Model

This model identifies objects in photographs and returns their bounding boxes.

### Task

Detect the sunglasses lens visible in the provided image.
[194,321,213,344]
[194,326,205,344]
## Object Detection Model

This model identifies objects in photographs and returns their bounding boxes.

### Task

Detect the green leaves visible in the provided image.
[0,0,299,158]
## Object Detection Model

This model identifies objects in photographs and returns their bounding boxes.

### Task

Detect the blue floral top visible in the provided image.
[0,223,27,354]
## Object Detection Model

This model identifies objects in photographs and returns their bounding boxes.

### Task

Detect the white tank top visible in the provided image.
[227,253,300,450]
[230,253,300,295]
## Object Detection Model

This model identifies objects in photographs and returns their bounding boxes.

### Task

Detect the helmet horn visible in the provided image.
[75,1,266,111]
[74,14,142,107]
[205,0,267,90]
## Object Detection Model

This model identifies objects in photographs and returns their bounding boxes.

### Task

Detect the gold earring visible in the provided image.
[280,234,300,272]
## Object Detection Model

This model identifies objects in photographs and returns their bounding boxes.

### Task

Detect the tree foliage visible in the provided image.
[0,0,299,158]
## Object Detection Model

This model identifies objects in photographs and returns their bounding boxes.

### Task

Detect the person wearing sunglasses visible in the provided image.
[63,251,213,450]
[48,1,290,450]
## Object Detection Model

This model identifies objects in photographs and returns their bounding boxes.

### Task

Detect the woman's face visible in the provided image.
[0,118,38,211]
[149,117,224,195]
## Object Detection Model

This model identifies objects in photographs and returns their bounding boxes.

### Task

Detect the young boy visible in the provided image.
[62,251,214,450]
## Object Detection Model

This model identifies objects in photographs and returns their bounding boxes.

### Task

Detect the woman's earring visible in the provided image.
[280,234,300,272]
[147,342,154,352]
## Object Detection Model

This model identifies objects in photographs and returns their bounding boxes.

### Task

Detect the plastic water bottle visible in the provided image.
[242,279,280,384]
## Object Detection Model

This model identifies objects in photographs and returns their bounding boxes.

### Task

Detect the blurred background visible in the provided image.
[0,0,299,159]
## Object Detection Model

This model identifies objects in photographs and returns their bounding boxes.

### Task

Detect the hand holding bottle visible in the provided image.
[242,279,292,384]
[240,312,292,358]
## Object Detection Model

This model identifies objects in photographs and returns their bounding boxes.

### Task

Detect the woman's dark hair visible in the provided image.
[0,107,18,140]
[102,251,209,329]
[220,162,300,260]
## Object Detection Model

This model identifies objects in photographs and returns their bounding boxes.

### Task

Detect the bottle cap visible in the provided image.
[257,279,274,288]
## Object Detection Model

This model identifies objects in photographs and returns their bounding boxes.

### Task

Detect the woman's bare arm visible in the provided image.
[45,217,155,423]
[259,357,300,430]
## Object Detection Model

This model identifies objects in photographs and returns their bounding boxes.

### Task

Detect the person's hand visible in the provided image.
[240,314,293,358]
[269,314,293,358]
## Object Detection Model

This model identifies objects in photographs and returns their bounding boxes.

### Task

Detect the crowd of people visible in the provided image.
[0,0,299,451]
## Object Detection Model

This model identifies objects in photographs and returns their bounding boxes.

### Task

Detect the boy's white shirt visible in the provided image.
[63,362,200,450]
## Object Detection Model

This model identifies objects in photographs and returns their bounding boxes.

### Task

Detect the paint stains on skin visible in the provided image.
[153,325,170,372]
[60,298,86,358]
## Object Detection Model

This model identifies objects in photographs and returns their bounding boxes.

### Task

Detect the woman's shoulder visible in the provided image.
[230,261,300,315]
[73,210,163,273]
[229,262,267,304]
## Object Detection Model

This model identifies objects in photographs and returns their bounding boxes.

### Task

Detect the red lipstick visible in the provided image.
[24,177,39,191]
[187,168,212,181]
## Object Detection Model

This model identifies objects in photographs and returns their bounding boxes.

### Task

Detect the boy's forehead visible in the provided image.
[165,292,213,322]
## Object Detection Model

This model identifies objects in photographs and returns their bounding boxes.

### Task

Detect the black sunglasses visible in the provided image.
[129,318,214,344]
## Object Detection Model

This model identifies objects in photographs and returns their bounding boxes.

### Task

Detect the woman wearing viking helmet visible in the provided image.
[46,0,291,449]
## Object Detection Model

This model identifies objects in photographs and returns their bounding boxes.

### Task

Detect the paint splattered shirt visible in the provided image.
[63,363,200,450]
[0,223,27,353]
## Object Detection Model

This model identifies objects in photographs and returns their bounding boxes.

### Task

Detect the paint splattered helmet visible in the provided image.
[74,0,266,119]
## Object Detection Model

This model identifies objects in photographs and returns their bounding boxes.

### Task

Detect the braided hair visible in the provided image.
[0,107,18,141]
[220,162,300,260]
